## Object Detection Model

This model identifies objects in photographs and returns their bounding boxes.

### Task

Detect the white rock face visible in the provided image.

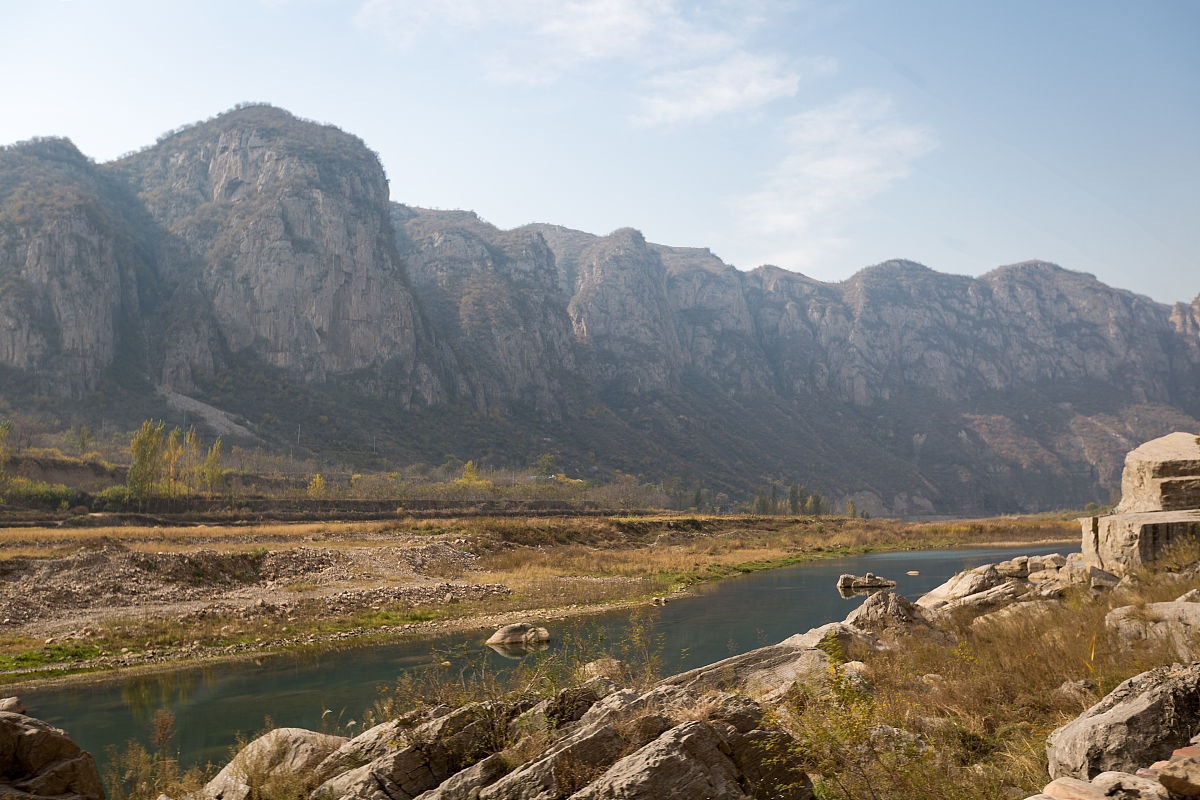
[1082,432,1200,573]
[1115,432,1200,514]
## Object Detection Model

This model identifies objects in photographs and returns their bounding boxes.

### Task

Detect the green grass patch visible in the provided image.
[0,641,102,669]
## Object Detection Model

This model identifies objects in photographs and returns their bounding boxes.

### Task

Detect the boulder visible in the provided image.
[843,590,935,634]
[0,697,25,713]
[1156,755,1200,797]
[567,720,814,800]
[567,721,744,800]
[1090,771,1169,800]
[477,718,626,800]
[313,719,403,783]
[835,573,896,590]
[1106,602,1200,660]
[485,624,550,647]
[996,556,1031,578]
[1114,432,1200,514]
[656,642,827,699]
[411,753,510,800]
[0,711,103,800]
[916,565,1005,611]
[200,728,346,800]
[1041,776,1111,799]
[1046,662,1200,779]
[780,622,882,653]
[510,678,616,737]
[1081,433,1200,574]
[312,742,457,800]
[934,580,1032,618]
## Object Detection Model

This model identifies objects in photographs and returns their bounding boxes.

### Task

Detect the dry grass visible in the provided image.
[775,542,1200,798]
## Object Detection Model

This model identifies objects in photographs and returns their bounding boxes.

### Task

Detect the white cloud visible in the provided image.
[738,90,937,270]
[352,0,769,104]
[634,52,834,126]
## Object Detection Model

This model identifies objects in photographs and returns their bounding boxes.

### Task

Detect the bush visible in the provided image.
[0,476,79,509]
[96,484,132,510]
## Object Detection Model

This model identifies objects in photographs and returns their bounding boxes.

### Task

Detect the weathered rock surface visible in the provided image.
[1157,754,1200,797]
[1089,771,1170,799]
[486,623,550,647]
[1083,432,1200,574]
[0,710,103,800]
[411,753,510,800]
[846,589,936,633]
[656,642,828,699]
[836,572,896,590]
[198,728,346,800]
[1045,662,1200,779]
[1106,602,1200,660]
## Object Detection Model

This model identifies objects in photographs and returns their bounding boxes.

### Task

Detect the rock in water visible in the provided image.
[485,623,550,646]
[836,572,897,590]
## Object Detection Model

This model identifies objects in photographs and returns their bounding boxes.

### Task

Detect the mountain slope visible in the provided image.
[0,105,1196,514]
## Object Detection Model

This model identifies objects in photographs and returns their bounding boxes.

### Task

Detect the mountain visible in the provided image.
[1,105,1197,514]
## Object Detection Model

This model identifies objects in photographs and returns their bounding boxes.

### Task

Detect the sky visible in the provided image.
[1,0,1196,303]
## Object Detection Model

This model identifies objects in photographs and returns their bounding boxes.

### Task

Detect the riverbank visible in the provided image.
[0,512,1079,687]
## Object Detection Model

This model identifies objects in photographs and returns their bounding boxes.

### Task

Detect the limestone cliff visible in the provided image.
[111,105,445,404]
[395,206,576,416]
[1,106,1197,514]
[0,138,147,394]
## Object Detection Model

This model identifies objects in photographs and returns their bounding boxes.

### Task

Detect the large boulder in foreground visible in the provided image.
[199,727,346,800]
[1046,662,1200,779]
[0,711,103,800]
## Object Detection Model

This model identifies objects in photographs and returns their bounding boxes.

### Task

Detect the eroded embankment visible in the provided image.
[0,513,1077,684]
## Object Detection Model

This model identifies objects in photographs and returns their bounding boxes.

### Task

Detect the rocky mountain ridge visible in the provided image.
[1,105,1197,514]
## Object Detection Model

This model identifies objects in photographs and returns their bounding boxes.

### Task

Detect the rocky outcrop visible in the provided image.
[0,709,103,800]
[114,105,445,403]
[1045,662,1200,779]
[197,728,346,800]
[217,677,815,800]
[0,138,147,394]
[1083,432,1200,574]
[1106,602,1200,660]
[397,208,576,416]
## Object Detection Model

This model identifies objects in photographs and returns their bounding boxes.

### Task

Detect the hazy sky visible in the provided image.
[2,0,1196,302]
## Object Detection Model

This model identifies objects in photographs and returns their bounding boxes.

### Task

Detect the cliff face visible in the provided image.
[395,206,576,416]
[111,106,444,404]
[1,106,1197,514]
[0,139,147,394]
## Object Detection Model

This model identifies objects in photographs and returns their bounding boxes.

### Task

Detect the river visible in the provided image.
[21,543,1076,773]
